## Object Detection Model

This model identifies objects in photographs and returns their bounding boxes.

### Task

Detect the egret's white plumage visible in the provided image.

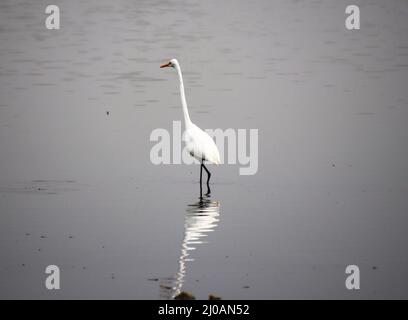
[161,59,220,165]
[184,123,220,165]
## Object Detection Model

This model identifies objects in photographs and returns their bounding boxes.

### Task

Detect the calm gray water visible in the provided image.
[1,0,408,299]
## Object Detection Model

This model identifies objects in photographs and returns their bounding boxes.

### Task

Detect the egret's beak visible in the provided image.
[160,62,171,68]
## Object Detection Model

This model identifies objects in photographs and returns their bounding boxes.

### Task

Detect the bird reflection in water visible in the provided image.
[160,195,220,299]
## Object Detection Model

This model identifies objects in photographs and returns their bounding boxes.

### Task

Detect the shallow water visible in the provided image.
[0,0,408,299]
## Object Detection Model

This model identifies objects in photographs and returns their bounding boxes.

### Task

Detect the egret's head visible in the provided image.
[160,58,178,69]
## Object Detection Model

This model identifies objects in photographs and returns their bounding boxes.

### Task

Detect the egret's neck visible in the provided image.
[175,64,192,128]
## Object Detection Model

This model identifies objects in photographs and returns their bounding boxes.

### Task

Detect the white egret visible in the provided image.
[160,59,220,195]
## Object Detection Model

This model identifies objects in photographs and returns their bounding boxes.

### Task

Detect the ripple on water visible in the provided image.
[0,180,85,195]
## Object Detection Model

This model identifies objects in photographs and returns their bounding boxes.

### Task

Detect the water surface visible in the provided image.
[0,0,408,299]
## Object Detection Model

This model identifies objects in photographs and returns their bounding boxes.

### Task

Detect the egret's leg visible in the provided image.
[199,164,203,198]
[202,163,211,195]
